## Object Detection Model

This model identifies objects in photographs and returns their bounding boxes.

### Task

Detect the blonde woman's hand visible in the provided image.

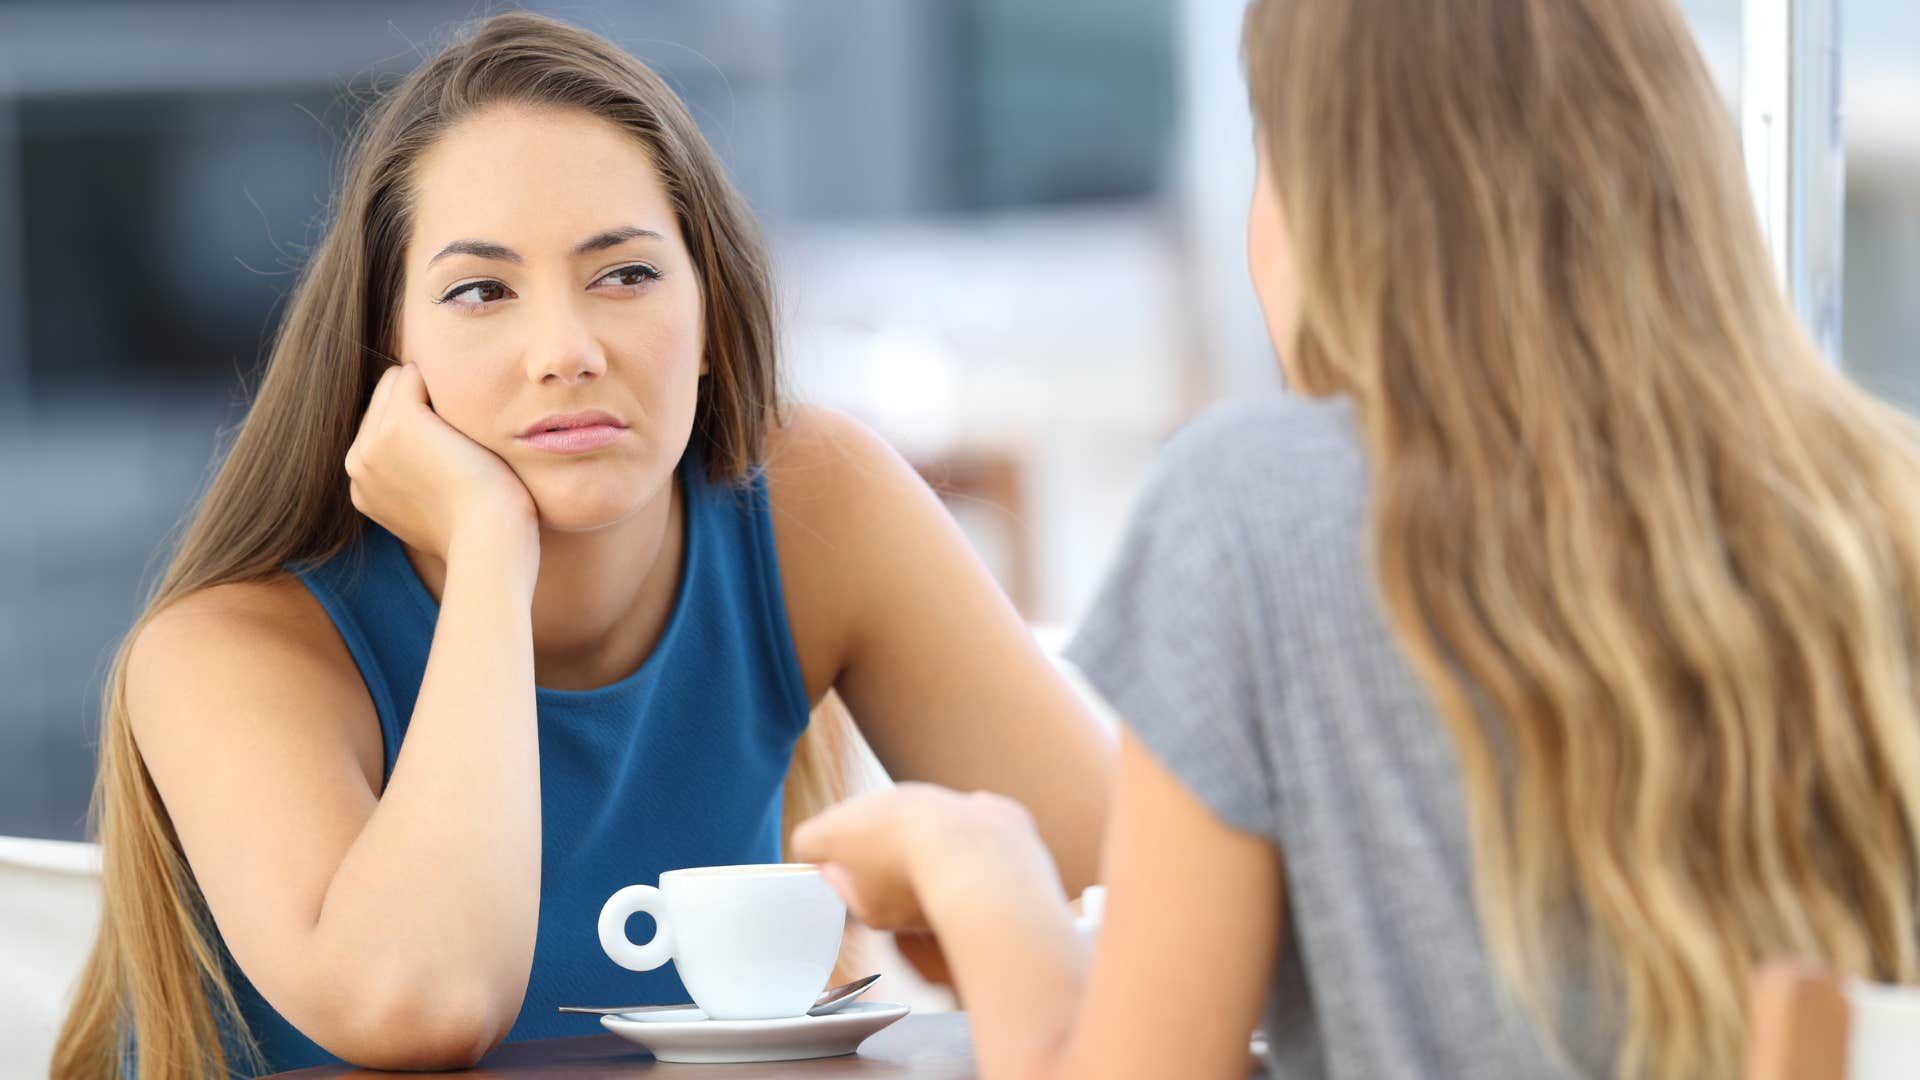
[791,783,1058,933]
[344,362,537,564]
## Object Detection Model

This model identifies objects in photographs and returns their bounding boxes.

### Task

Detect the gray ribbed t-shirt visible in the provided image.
[1066,393,1618,1079]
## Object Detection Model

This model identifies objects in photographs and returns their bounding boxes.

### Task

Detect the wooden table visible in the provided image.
[268,1013,975,1079]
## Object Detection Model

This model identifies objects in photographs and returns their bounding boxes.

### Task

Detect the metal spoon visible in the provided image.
[558,973,882,1020]
[803,972,883,1016]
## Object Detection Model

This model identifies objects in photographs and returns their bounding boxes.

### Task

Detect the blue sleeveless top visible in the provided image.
[227,454,813,1073]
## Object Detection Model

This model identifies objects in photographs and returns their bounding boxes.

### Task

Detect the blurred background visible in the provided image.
[0,0,1915,841]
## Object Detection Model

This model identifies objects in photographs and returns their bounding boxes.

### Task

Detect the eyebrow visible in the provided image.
[425,226,665,268]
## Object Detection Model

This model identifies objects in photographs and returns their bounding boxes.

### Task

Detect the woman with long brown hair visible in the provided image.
[50,12,1112,1078]
[796,1,1920,1077]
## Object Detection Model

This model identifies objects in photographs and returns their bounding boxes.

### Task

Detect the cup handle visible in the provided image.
[598,884,674,972]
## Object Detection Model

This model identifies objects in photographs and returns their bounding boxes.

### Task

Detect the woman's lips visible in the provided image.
[517,424,626,454]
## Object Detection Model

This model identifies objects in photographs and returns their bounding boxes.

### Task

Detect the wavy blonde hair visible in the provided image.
[52,13,861,1079]
[1244,1,1920,1076]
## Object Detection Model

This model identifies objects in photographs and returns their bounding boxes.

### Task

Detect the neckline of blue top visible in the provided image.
[365,460,703,708]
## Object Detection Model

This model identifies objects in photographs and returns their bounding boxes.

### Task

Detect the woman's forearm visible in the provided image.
[308,522,543,1056]
[918,807,1085,1080]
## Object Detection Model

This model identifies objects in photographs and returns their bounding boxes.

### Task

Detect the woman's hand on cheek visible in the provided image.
[344,362,538,562]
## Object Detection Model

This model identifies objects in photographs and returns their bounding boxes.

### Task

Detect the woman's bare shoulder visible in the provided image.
[134,575,349,674]
[128,573,383,792]
[761,404,950,544]
[759,405,939,696]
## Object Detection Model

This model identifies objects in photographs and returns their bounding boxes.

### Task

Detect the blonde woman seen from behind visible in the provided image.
[795,1,1920,1078]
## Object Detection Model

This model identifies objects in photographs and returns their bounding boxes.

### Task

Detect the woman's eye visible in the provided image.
[435,264,659,308]
[599,263,663,289]
[439,280,513,306]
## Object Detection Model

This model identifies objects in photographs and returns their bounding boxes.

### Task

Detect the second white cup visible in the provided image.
[597,863,845,1021]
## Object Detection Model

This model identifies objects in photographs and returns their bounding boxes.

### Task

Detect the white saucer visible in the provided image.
[600,1001,911,1064]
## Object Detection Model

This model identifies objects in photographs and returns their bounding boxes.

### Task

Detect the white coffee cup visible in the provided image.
[597,863,846,1021]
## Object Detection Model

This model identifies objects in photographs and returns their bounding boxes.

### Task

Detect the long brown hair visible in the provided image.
[1244,1,1920,1076]
[52,12,858,1078]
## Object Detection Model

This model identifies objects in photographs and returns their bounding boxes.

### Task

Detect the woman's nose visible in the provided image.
[524,296,609,385]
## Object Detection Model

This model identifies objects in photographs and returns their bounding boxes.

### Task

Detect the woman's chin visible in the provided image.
[527,491,649,534]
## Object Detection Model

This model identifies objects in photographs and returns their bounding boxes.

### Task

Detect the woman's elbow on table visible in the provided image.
[320,972,519,1070]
